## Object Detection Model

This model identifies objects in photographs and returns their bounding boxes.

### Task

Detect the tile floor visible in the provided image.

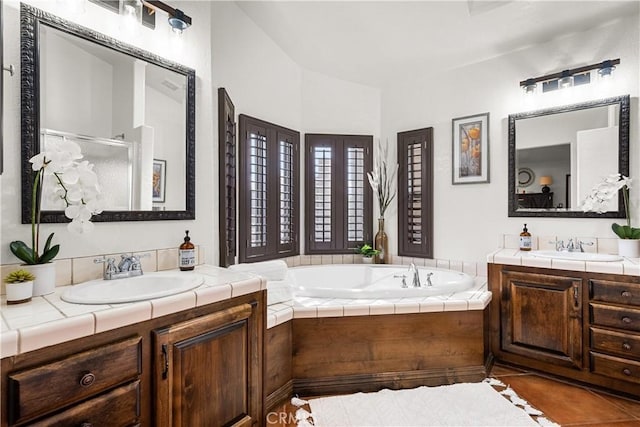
[266,364,640,426]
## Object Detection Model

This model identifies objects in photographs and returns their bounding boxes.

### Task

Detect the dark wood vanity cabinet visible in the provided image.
[490,264,640,398]
[1,291,265,426]
[517,192,553,209]
[153,302,263,426]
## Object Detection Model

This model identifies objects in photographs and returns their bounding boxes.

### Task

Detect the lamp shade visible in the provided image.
[539,176,553,186]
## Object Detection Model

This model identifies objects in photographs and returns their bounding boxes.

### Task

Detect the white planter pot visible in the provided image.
[362,257,374,264]
[618,239,640,258]
[6,281,33,304]
[25,263,56,296]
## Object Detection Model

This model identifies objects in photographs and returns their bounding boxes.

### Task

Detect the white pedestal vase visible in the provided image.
[25,263,56,296]
[618,239,640,258]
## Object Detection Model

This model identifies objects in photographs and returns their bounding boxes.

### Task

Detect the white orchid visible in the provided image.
[367,140,398,218]
[11,140,103,266]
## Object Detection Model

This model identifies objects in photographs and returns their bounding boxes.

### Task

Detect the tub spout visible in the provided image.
[408,263,421,288]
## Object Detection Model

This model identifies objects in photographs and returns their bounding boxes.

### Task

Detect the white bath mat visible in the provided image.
[295,380,559,426]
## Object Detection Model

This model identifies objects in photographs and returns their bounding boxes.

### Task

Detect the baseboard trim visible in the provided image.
[265,380,294,413]
[292,365,488,396]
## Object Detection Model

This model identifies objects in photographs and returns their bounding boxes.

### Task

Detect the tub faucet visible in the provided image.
[408,262,421,288]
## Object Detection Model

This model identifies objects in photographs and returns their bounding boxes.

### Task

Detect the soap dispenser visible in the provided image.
[519,224,532,251]
[179,230,196,271]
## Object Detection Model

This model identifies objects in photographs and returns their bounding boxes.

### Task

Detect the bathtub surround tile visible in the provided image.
[343,305,370,316]
[293,306,317,318]
[151,291,197,318]
[299,255,311,266]
[321,255,333,265]
[436,259,450,269]
[291,256,301,267]
[443,300,469,312]
[275,308,294,325]
[469,293,492,310]
[586,261,624,275]
[411,258,425,267]
[462,262,477,276]
[423,258,437,268]
[230,278,262,297]
[597,238,619,255]
[449,260,463,272]
[157,248,179,271]
[54,258,72,286]
[368,302,395,316]
[419,299,445,312]
[1,330,19,358]
[316,306,344,317]
[195,284,232,306]
[20,314,95,353]
[521,254,552,269]
[342,254,355,264]
[72,256,104,283]
[94,301,152,333]
[394,302,420,314]
[331,255,344,264]
[311,256,322,265]
[477,262,488,277]
[267,314,277,329]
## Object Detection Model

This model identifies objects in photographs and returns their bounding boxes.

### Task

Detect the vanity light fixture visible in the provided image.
[141,0,192,34]
[520,58,620,94]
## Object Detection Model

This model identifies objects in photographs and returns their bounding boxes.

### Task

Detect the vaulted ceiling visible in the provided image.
[237,1,639,88]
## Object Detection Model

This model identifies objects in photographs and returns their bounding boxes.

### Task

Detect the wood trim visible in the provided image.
[292,365,488,396]
[265,379,294,414]
[218,88,236,267]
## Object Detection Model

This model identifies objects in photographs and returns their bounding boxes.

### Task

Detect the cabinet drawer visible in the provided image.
[591,279,640,306]
[8,336,141,424]
[590,303,640,332]
[30,380,140,427]
[590,327,640,360]
[591,352,640,384]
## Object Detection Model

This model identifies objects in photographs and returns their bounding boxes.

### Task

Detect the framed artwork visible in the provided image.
[452,112,490,184]
[152,159,166,203]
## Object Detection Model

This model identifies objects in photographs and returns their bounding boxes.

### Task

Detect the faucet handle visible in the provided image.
[425,272,434,287]
[393,274,408,288]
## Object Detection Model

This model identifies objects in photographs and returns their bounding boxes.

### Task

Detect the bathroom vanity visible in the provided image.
[489,257,640,399]
[0,276,265,426]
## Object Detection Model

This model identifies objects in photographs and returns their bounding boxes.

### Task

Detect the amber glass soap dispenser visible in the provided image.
[519,224,532,251]
[179,230,196,271]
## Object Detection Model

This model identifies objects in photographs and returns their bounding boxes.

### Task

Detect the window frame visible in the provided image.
[397,127,434,258]
[305,134,373,254]
[238,115,300,263]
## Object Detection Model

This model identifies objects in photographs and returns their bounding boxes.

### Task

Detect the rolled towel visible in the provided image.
[228,260,288,281]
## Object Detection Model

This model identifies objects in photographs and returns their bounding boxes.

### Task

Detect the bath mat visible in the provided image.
[293,379,559,427]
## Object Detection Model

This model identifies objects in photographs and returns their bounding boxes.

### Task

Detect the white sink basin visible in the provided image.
[61,271,204,304]
[529,250,623,262]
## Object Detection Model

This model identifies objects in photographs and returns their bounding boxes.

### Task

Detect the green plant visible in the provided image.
[4,269,36,284]
[356,244,380,258]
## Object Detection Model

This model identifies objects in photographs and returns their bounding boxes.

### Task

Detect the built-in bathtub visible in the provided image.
[291,264,474,299]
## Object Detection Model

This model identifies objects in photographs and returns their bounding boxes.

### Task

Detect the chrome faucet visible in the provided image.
[408,262,421,288]
[95,253,147,280]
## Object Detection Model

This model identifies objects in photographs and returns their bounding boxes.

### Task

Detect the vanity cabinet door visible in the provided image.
[500,270,583,369]
[152,302,262,427]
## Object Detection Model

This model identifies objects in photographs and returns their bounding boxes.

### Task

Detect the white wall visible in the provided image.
[381,14,639,263]
[1,0,215,262]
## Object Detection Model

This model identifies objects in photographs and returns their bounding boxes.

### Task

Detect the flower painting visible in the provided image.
[452,113,490,184]
[152,159,166,203]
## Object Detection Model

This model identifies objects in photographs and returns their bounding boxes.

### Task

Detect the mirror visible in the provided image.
[508,95,630,218]
[21,4,195,223]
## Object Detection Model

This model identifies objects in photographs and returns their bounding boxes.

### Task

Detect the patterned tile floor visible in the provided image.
[266,364,640,426]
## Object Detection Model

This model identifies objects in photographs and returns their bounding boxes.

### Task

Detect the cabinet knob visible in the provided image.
[621,291,632,298]
[79,372,96,387]
[622,317,633,325]
[622,368,632,376]
[622,342,632,351]
[80,423,93,427]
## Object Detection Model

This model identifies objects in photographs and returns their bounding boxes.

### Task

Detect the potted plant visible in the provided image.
[10,140,103,295]
[356,244,380,264]
[4,269,36,304]
[581,174,640,257]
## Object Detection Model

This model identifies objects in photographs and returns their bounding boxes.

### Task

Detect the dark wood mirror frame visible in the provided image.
[20,3,196,223]
[508,95,630,218]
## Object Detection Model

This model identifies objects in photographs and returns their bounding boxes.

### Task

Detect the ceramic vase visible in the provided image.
[362,256,374,264]
[25,262,56,296]
[374,218,388,264]
[618,239,640,258]
[5,281,33,304]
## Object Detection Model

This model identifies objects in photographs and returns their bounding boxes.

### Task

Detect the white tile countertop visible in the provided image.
[488,248,640,276]
[266,275,491,329]
[0,265,265,358]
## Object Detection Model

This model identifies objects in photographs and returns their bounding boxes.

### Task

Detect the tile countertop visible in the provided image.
[488,248,640,276]
[0,265,265,358]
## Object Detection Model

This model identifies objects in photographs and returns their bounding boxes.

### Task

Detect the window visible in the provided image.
[239,115,299,263]
[398,127,433,258]
[305,134,373,254]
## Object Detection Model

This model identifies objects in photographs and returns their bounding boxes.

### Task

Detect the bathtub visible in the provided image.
[291,264,474,299]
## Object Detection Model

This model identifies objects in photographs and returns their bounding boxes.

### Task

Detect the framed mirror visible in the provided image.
[21,3,195,223]
[508,95,630,218]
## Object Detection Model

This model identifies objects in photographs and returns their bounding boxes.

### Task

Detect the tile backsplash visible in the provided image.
[499,234,618,255]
